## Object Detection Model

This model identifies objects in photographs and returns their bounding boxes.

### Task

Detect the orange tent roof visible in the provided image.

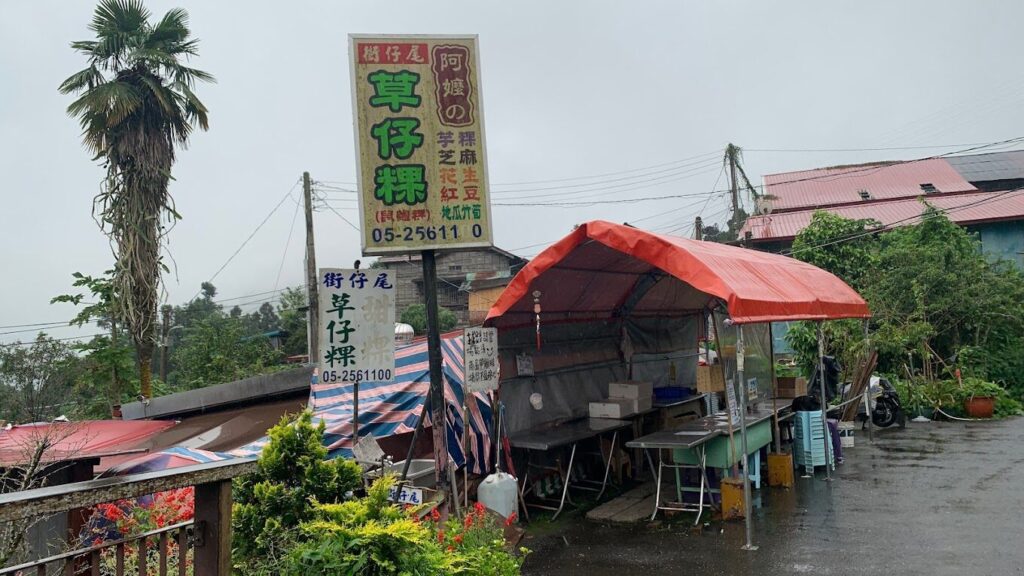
[484,221,869,327]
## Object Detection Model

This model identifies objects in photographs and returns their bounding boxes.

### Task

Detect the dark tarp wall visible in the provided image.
[497,315,698,434]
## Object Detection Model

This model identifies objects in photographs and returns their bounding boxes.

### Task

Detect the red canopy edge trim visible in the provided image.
[485,220,869,326]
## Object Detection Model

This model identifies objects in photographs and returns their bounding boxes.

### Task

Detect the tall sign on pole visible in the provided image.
[350,35,494,502]
[317,268,396,443]
[350,35,493,254]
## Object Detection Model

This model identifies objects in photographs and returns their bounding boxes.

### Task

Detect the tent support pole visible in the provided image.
[737,326,756,551]
[863,319,873,444]
[768,323,781,454]
[401,401,428,482]
[818,322,832,481]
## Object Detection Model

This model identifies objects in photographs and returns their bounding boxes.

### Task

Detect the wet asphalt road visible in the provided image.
[520,417,1024,576]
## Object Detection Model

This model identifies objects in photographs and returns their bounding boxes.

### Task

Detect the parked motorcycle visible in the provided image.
[868,376,906,428]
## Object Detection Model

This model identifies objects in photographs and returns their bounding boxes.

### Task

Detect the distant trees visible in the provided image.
[400,303,457,334]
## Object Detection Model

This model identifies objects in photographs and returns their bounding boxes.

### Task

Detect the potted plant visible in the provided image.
[958,378,1003,418]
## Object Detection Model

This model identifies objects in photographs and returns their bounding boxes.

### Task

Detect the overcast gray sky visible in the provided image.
[2,0,1023,345]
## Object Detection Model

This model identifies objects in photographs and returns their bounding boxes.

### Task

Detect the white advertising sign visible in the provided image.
[464,326,499,392]
[317,268,396,384]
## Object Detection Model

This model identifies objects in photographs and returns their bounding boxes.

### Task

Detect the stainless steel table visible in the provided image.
[508,417,630,520]
[627,408,788,523]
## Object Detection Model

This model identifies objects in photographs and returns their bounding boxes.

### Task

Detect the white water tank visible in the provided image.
[477,471,518,519]
[395,322,415,344]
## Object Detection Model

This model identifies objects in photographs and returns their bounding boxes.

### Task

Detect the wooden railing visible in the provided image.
[0,457,258,576]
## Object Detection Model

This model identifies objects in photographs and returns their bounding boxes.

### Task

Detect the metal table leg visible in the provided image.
[694,446,707,525]
[552,443,577,520]
[597,430,617,499]
[651,449,664,521]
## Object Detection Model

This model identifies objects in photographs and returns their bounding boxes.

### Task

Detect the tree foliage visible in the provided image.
[233,411,362,572]
[400,303,457,334]
[787,205,1024,397]
[168,314,283,389]
[0,336,83,424]
[60,0,214,399]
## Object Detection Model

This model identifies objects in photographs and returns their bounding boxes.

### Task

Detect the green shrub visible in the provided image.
[285,476,526,575]
[233,411,363,572]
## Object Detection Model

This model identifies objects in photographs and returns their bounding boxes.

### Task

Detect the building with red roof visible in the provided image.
[739,151,1024,266]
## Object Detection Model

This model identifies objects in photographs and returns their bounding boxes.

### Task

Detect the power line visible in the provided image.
[493,189,723,207]
[196,179,301,300]
[743,142,1012,153]
[0,334,108,349]
[275,190,304,292]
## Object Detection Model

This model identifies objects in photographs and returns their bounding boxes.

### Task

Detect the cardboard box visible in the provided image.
[608,381,654,400]
[696,365,725,393]
[776,376,808,398]
[589,399,635,419]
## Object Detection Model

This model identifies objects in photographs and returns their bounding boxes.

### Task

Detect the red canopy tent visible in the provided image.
[484,221,869,547]
[485,220,869,327]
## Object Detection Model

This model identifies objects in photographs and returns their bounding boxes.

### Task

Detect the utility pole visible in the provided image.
[694,216,703,241]
[159,305,172,383]
[303,172,319,364]
[727,144,740,234]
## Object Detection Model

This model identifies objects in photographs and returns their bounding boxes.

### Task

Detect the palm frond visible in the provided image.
[70,40,99,55]
[58,66,106,95]
[147,7,190,48]
[173,64,215,87]
[90,0,150,37]
[175,82,210,131]
[136,74,177,116]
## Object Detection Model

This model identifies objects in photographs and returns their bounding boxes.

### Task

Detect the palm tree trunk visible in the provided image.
[139,356,153,399]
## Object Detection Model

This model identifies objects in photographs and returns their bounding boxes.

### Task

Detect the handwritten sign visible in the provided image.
[350,35,493,254]
[464,327,499,392]
[388,485,424,505]
[318,268,396,384]
[515,353,534,377]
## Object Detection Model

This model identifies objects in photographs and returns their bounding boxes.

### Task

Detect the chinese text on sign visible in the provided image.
[463,327,499,392]
[350,35,493,254]
[318,268,396,384]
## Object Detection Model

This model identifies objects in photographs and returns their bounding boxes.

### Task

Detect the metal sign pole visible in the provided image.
[422,250,450,504]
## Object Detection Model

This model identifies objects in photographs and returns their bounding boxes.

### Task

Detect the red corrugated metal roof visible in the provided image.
[763,158,977,212]
[742,190,1024,242]
[0,420,175,467]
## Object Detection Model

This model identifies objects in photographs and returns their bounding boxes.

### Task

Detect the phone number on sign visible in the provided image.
[321,369,393,383]
[371,224,483,243]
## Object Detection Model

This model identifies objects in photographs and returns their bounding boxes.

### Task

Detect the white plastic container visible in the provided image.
[478,471,518,519]
[838,422,855,448]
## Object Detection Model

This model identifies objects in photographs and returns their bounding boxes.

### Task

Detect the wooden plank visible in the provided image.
[607,493,659,524]
[586,483,655,522]
[0,458,257,523]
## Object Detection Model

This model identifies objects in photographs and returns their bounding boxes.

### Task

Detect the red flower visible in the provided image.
[430,508,441,522]
[474,502,485,514]
[454,534,463,544]
[464,515,473,528]
[437,531,445,543]
[505,513,517,526]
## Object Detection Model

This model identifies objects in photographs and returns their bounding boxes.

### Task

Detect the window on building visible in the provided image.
[920,183,937,194]
[858,189,871,200]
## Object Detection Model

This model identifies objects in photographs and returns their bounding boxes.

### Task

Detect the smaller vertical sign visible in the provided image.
[463,326,499,392]
[318,268,396,384]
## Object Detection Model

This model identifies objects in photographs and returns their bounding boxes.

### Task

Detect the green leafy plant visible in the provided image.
[285,477,526,575]
[233,411,362,573]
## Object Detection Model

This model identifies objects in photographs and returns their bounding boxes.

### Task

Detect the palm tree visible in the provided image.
[60,0,213,399]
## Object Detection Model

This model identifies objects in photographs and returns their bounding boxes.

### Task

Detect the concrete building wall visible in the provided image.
[379,249,521,326]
